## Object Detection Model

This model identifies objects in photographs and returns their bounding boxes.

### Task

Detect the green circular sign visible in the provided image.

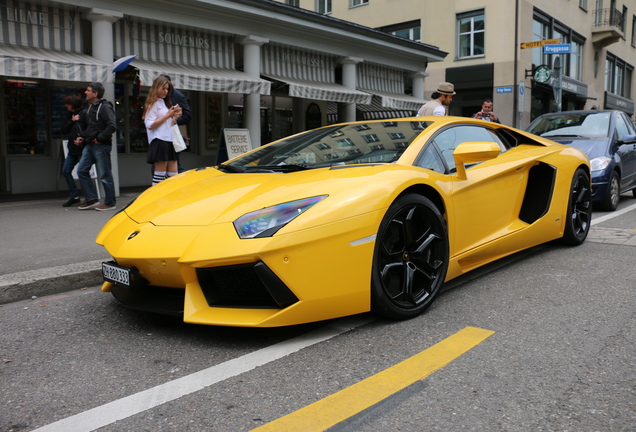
[534,65,551,83]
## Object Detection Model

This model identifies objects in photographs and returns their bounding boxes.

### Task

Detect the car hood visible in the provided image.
[124,165,396,227]
[548,137,609,159]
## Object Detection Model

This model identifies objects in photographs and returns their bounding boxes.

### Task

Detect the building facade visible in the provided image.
[0,0,445,195]
[282,0,636,128]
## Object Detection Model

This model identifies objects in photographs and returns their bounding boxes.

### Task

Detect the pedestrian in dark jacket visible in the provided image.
[60,92,87,207]
[75,82,118,211]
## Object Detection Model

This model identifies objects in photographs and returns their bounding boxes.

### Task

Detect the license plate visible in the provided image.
[102,262,130,286]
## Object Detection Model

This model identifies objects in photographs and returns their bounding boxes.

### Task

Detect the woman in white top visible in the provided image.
[143,75,183,185]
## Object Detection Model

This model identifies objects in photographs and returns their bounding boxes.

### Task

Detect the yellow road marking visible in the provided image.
[251,326,495,432]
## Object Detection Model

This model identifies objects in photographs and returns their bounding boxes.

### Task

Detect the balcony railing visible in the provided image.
[592,8,625,47]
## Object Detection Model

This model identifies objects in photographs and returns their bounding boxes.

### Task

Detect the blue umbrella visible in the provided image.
[112,55,137,73]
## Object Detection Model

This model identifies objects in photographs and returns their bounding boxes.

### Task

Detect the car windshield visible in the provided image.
[222,120,433,171]
[527,112,611,138]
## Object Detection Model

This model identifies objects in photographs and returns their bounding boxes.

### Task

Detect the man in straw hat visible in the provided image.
[417,82,455,116]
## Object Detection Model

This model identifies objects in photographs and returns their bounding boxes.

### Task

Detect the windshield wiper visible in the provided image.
[244,164,310,173]
[216,164,245,173]
[541,133,587,138]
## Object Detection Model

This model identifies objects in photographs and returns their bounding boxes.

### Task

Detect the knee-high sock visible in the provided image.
[152,170,166,185]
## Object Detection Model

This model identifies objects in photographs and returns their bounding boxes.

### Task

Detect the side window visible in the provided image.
[425,125,503,173]
[616,113,636,137]
[416,146,446,173]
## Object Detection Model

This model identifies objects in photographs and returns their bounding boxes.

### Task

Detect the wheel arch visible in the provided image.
[394,184,446,218]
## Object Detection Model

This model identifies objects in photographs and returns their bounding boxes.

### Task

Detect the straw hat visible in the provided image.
[437,82,456,95]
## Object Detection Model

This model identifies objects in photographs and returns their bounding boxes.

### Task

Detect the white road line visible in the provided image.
[31,315,374,432]
[592,201,636,226]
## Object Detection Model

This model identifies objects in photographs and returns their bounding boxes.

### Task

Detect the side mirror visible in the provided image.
[618,134,636,145]
[453,141,501,180]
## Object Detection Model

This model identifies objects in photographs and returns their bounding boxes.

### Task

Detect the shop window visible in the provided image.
[306,103,322,130]
[4,80,49,155]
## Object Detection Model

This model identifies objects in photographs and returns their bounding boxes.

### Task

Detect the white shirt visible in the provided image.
[144,98,174,143]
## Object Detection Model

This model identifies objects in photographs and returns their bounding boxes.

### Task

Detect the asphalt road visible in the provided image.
[1,198,635,432]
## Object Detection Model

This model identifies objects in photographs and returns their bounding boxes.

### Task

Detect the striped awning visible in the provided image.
[0,44,111,83]
[131,59,271,95]
[263,74,372,104]
[361,89,426,111]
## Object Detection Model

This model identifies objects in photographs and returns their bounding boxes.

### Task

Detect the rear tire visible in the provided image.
[561,168,592,245]
[371,194,449,320]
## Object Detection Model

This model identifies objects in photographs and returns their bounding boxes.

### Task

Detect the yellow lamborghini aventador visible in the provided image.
[97,116,592,327]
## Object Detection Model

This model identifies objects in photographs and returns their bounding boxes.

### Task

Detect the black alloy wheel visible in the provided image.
[371,194,449,320]
[561,168,592,245]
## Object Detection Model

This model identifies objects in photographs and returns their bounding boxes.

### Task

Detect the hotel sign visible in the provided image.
[520,38,559,49]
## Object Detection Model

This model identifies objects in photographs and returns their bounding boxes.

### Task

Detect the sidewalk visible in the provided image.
[0,188,144,304]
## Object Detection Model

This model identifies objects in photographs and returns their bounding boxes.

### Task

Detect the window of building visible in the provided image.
[316,0,332,14]
[605,53,634,98]
[378,20,421,42]
[392,27,421,42]
[533,10,585,81]
[285,0,300,6]
[351,0,369,6]
[579,0,588,11]
[457,10,485,59]
[632,15,636,47]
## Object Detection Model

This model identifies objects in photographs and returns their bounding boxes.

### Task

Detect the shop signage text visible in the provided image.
[223,129,253,159]
[282,52,325,69]
[6,7,45,25]
[158,32,210,49]
[520,38,559,49]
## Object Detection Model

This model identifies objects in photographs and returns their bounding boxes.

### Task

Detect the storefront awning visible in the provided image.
[131,59,271,95]
[0,44,112,83]
[360,89,426,111]
[263,74,372,104]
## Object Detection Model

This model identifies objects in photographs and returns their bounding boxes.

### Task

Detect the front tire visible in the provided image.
[601,170,620,211]
[561,168,592,245]
[371,194,449,320]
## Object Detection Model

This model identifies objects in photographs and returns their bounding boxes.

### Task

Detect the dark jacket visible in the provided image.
[81,98,117,145]
[172,88,192,126]
[60,107,88,156]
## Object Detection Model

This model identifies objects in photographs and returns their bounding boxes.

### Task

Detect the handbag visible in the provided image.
[171,123,187,152]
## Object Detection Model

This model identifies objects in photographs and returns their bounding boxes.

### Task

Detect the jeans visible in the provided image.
[77,144,116,206]
[61,153,81,198]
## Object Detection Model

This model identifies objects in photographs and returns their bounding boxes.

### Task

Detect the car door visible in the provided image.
[416,124,534,258]
[614,112,636,189]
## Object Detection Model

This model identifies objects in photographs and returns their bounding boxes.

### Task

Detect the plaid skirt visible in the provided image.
[147,138,177,164]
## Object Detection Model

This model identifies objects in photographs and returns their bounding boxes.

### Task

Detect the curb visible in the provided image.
[0,260,105,304]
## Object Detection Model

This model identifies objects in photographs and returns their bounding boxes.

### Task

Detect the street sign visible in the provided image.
[543,44,571,54]
[496,87,513,93]
[520,38,559,49]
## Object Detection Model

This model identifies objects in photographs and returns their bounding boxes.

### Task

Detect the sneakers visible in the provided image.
[95,204,116,211]
[78,199,99,210]
[62,197,80,207]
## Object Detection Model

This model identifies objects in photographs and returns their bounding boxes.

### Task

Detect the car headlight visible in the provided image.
[590,156,611,172]
[233,195,328,239]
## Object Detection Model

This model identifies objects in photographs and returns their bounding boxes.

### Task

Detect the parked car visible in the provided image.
[527,110,636,211]
[97,116,592,327]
